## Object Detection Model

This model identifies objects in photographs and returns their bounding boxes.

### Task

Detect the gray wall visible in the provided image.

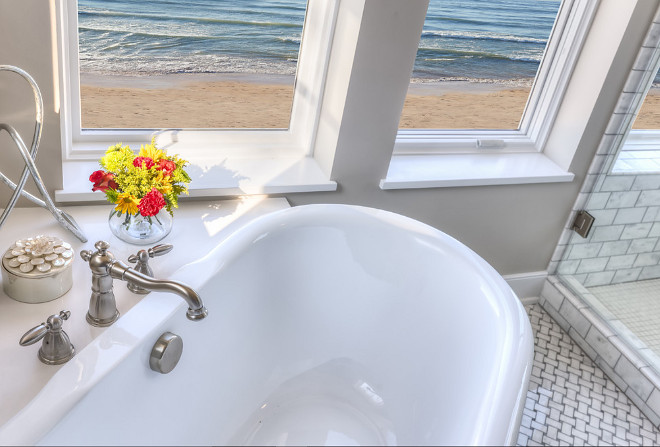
[0,0,654,276]
[0,1,63,206]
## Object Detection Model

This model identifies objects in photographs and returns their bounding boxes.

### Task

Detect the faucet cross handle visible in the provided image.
[94,240,110,255]
[127,244,173,294]
[20,310,75,365]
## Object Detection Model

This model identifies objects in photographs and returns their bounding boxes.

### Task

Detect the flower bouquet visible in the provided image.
[90,138,190,244]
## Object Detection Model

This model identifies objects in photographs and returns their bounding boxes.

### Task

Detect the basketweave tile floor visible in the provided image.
[517,304,660,446]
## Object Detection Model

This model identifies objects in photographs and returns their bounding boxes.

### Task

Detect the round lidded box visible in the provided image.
[1,235,74,303]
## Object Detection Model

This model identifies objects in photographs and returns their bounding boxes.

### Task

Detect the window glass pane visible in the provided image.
[632,67,660,129]
[400,0,561,130]
[78,0,306,129]
[613,67,660,173]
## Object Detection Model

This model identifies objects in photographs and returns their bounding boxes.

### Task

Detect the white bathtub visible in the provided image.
[0,204,533,446]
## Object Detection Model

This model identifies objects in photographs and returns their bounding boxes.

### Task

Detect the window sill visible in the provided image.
[56,155,337,202]
[380,152,575,189]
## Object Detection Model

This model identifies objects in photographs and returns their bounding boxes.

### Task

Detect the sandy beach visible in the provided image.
[401,83,530,129]
[634,89,660,129]
[80,75,659,130]
[80,74,297,129]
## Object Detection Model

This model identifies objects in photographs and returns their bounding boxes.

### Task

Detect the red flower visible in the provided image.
[138,188,166,216]
[90,170,118,192]
[89,170,104,183]
[133,157,155,169]
[155,159,176,176]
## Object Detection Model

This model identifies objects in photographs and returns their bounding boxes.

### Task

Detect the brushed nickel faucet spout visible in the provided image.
[81,241,208,327]
[109,262,207,320]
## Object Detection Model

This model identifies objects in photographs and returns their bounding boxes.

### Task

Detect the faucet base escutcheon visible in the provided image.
[86,310,120,327]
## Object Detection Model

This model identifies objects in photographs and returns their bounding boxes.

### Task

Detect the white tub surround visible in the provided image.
[0,197,290,430]
[1,204,534,446]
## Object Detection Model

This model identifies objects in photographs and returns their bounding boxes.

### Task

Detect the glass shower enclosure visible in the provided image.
[555,41,660,375]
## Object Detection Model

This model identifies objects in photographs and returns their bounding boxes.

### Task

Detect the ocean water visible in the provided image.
[78,0,561,83]
[78,0,307,76]
[416,0,560,83]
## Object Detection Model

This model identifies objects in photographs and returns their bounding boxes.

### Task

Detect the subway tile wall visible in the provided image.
[558,173,660,287]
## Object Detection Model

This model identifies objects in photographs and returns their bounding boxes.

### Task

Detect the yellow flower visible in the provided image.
[138,137,164,161]
[114,193,140,215]
[155,171,173,195]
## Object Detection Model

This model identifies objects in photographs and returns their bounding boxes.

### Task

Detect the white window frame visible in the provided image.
[394,0,596,155]
[55,0,339,200]
[381,0,600,189]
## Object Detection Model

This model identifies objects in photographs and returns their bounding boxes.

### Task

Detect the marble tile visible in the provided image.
[599,240,632,257]
[606,254,637,270]
[584,271,616,287]
[621,224,653,241]
[614,207,647,225]
[637,190,660,207]
[518,305,660,446]
[600,176,635,192]
[606,191,642,209]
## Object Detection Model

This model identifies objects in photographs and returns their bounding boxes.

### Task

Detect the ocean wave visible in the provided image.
[417,47,542,63]
[276,36,301,44]
[421,30,546,45]
[79,8,302,29]
[78,53,299,77]
[430,15,492,28]
[79,25,231,41]
[410,76,534,87]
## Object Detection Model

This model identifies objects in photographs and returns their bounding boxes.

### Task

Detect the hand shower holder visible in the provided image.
[0,65,87,243]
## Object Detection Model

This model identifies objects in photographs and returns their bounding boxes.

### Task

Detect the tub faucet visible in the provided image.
[80,241,208,327]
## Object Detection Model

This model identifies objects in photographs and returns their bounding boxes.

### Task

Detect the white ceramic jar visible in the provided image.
[1,236,74,303]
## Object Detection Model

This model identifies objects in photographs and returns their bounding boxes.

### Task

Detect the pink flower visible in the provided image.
[155,159,176,176]
[138,188,166,216]
[90,170,118,192]
[133,156,155,169]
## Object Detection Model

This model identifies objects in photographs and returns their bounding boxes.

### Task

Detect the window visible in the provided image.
[632,68,660,131]
[614,65,660,173]
[400,0,561,130]
[611,20,660,174]
[56,0,340,200]
[58,0,338,159]
[394,0,596,154]
[77,0,307,130]
[382,0,602,189]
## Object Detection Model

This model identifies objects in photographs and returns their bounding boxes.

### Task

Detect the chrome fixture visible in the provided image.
[150,332,183,374]
[80,241,207,327]
[572,210,595,238]
[19,310,75,365]
[0,65,86,242]
[127,244,173,294]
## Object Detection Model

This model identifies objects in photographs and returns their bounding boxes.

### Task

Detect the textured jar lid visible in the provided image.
[2,235,74,278]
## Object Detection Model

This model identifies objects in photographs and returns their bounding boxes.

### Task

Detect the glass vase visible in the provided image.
[108,208,173,245]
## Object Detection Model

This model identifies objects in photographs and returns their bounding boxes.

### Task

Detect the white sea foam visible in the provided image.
[421,29,546,45]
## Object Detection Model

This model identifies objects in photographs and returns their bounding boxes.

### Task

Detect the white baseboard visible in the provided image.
[503,271,548,303]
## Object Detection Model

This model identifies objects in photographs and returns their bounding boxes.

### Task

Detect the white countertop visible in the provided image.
[0,197,290,427]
